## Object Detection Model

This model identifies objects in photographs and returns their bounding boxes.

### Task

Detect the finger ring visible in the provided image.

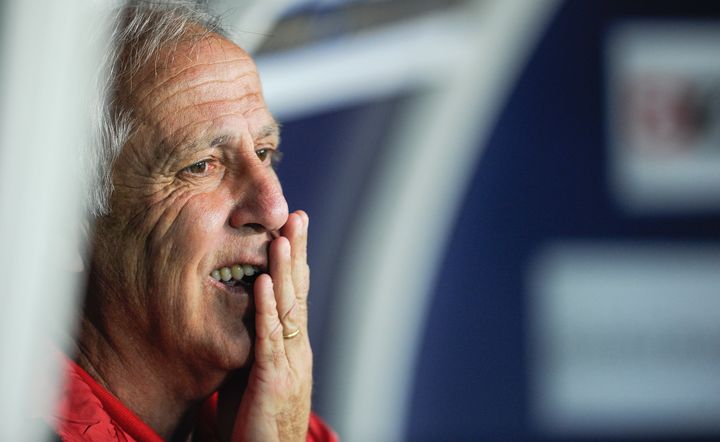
[283,329,301,339]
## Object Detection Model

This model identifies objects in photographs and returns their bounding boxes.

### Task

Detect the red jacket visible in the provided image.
[49,357,337,442]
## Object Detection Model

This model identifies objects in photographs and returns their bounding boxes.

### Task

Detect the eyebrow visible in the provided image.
[210,135,228,147]
[208,123,280,148]
[257,122,281,144]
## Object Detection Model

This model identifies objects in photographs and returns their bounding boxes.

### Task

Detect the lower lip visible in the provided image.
[207,276,253,294]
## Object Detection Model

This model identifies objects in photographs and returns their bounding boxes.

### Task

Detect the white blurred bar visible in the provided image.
[256,10,471,120]
[0,1,106,440]
[530,243,720,436]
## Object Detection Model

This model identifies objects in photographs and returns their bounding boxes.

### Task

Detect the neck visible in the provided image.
[76,311,224,440]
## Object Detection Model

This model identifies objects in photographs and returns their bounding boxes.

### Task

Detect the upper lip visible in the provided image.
[210,236,273,275]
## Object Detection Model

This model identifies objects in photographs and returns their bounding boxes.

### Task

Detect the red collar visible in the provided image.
[54,356,164,442]
[52,355,335,441]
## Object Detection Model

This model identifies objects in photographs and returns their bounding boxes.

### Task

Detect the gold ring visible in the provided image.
[283,329,301,340]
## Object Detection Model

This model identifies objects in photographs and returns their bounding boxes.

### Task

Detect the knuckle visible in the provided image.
[269,322,284,341]
[282,300,299,321]
[260,307,277,323]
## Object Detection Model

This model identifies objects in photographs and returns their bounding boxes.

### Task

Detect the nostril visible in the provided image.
[242,222,266,233]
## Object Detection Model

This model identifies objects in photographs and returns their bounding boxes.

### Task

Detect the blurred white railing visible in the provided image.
[0,1,108,441]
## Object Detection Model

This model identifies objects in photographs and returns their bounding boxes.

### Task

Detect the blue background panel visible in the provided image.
[407,1,720,441]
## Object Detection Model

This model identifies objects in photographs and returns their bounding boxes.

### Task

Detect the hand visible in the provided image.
[230,210,313,442]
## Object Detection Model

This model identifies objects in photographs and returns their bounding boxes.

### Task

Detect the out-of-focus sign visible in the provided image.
[529,243,720,436]
[607,23,720,212]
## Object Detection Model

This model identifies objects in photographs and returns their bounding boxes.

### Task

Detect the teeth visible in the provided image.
[211,264,260,283]
[220,267,232,282]
[231,265,244,280]
[243,264,255,276]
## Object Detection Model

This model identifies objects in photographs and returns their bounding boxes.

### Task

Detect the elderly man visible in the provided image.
[47,1,335,441]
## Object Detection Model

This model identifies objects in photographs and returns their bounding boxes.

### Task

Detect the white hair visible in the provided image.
[88,0,226,217]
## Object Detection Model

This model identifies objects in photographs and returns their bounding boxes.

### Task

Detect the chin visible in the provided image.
[189,278,257,370]
[203,318,255,371]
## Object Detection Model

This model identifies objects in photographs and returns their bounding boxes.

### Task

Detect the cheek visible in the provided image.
[157,188,232,265]
[141,187,230,284]
[143,184,226,242]
[188,195,229,237]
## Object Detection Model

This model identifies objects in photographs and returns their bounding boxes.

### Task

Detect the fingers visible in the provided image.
[243,212,312,442]
[281,210,310,299]
[278,211,310,321]
[252,274,287,368]
[290,211,310,302]
[253,211,310,371]
[268,236,301,335]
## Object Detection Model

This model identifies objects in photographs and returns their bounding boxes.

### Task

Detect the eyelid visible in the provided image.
[180,158,216,176]
[255,146,283,167]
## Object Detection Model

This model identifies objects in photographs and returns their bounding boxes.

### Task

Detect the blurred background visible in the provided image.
[1,0,720,441]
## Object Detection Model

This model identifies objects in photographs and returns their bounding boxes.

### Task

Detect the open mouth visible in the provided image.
[210,264,262,288]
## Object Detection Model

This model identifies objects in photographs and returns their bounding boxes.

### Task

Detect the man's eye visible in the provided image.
[183,160,210,175]
[256,148,283,167]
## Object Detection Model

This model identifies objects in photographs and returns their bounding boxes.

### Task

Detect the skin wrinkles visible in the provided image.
[146,182,224,245]
[131,40,257,112]
[132,53,252,103]
[112,134,174,182]
[117,119,280,221]
[111,151,247,367]
[111,169,177,213]
[134,163,228,242]
[153,95,264,138]
[119,41,278,344]
[154,134,211,178]
[152,92,264,132]
[125,54,272,172]
[142,86,260,137]
[114,128,280,300]
[144,72,255,117]
[104,152,211,329]
[177,121,280,164]
[145,84,279,154]
[81,29,311,439]
[138,106,268,158]
[151,116,279,174]
[112,145,177,191]
[133,57,253,104]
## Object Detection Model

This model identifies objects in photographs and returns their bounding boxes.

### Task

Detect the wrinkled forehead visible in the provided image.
[128,32,257,99]
[125,33,271,146]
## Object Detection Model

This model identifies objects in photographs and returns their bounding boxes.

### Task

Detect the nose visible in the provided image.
[228,166,288,233]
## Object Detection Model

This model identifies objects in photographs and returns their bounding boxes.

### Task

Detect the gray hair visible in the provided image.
[88,0,227,217]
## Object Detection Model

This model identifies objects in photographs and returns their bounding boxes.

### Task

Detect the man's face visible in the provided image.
[92,34,288,374]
